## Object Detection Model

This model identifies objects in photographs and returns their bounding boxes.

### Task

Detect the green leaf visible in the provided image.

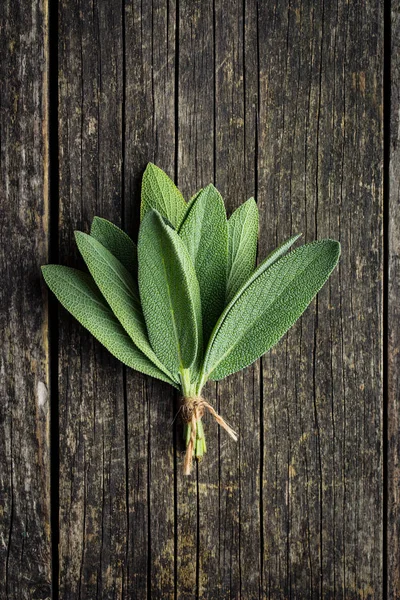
[255,233,302,277]
[178,188,203,232]
[141,163,187,229]
[74,231,177,382]
[138,209,202,378]
[41,265,177,387]
[90,217,137,276]
[202,239,340,381]
[226,198,259,303]
[179,184,227,343]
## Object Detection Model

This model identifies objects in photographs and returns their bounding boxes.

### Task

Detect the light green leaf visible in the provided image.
[141,163,187,229]
[138,209,202,378]
[202,240,340,381]
[254,233,302,277]
[41,265,177,386]
[90,217,137,276]
[74,231,177,382]
[226,198,259,303]
[179,184,227,344]
[178,188,203,232]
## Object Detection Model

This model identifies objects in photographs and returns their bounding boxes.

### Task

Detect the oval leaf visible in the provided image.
[179,184,228,343]
[141,163,187,229]
[74,231,177,382]
[138,210,202,377]
[90,216,137,276]
[41,265,177,386]
[226,197,259,303]
[203,239,340,381]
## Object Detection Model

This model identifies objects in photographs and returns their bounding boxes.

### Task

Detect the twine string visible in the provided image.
[182,396,238,475]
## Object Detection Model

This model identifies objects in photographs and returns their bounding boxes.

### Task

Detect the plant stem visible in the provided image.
[196,369,207,395]
[180,367,195,397]
[195,418,206,459]
[179,368,207,464]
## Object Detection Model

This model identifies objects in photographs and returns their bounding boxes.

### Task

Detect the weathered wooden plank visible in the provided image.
[175,1,212,596]
[0,0,52,598]
[214,0,262,597]
[58,1,128,597]
[124,0,177,597]
[214,2,245,594]
[257,0,383,597]
[257,3,330,594]
[389,2,400,598]
[175,1,215,597]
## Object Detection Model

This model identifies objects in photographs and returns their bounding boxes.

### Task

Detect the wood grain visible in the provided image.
[124,1,177,597]
[56,0,384,597]
[0,0,52,598]
[214,0,262,596]
[1,0,387,597]
[57,1,128,597]
[389,2,400,598]
[257,1,383,597]
[176,1,215,596]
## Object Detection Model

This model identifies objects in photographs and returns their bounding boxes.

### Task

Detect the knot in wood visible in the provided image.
[181,396,204,423]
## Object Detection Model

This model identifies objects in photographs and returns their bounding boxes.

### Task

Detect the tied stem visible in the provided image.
[181,396,238,475]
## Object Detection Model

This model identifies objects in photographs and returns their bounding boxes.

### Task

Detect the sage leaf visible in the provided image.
[178,189,203,232]
[203,239,340,381]
[141,163,186,229]
[226,198,259,303]
[90,216,137,275]
[138,209,202,378]
[250,233,302,284]
[179,184,228,344]
[41,265,177,386]
[74,231,177,382]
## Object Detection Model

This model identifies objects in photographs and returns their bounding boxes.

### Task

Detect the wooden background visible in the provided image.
[0,0,396,598]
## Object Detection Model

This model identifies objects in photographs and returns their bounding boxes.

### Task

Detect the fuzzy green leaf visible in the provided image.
[74,231,177,382]
[178,189,203,232]
[138,210,202,378]
[253,233,302,278]
[226,198,259,303]
[202,239,340,381]
[41,265,177,386]
[141,163,187,229]
[179,184,227,343]
[90,217,137,276]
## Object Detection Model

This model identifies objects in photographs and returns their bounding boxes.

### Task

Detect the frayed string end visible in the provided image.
[181,396,238,475]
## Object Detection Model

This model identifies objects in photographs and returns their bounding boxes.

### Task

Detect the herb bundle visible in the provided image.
[42,163,340,474]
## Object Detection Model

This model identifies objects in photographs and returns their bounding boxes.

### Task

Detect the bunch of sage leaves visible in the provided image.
[42,163,340,473]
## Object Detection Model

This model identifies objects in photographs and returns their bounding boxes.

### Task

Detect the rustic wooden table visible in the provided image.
[1,0,397,598]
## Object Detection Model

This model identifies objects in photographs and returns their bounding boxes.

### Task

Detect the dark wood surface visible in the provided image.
[389,2,400,599]
[0,0,394,598]
[257,2,383,597]
[0,0,52,598]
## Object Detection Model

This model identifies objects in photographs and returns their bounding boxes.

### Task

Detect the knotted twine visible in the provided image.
[181,396,238,475]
